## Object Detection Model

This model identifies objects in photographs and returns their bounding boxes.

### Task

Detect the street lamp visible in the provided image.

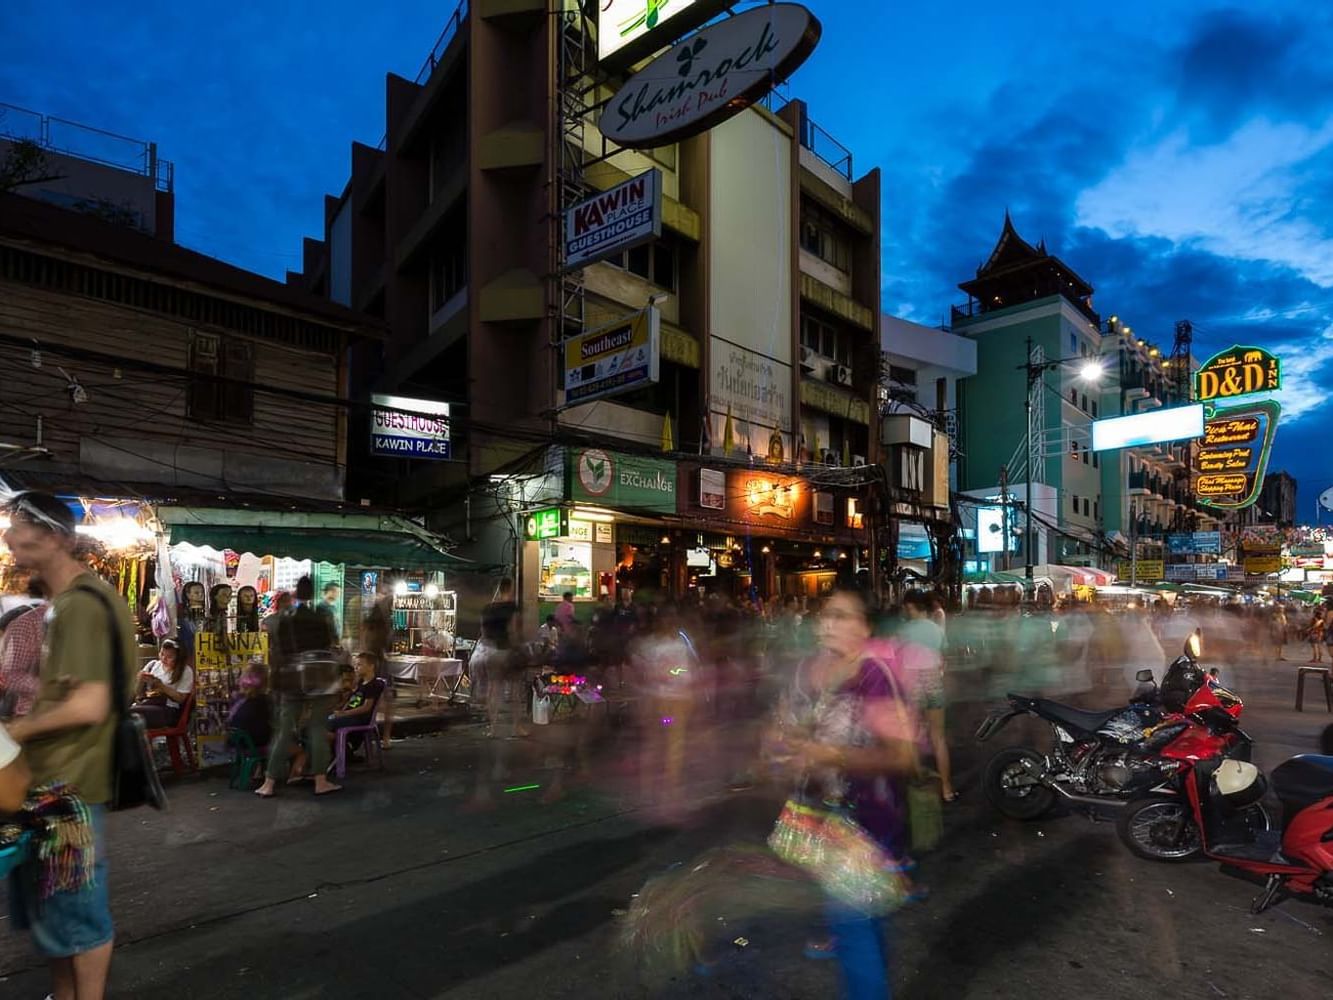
[1019,336,1107,583]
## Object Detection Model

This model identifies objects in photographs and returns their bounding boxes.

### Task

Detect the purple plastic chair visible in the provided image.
[332,692,386,780]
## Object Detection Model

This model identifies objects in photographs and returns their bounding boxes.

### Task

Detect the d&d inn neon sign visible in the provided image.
[1194,345,1281,403]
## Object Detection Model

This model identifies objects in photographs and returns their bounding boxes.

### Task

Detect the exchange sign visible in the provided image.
[1194,345,1281,403]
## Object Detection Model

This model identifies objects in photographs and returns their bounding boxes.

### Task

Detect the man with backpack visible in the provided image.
[2,490,137,1000]
[255,575,343,797]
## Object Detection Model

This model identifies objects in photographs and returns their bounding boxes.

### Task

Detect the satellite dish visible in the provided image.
[1322,487,1333,513]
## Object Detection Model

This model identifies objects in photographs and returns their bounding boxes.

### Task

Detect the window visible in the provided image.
[1081,393,1088,411]
[1091,400,1098,417]
[800,202,852,273]
[1094,499,1100,520]
[889,364,916,386]
[538,541,593,601]
[1071,440,1080,460]
[801,314,853,366]
[1082,448,1089,465]
[187,331,254,423]
[610,239,677,292]
[1069,387,1077,404]
[1071,493,1079,511]
[1070,332,1077,353]
[1083,498,1090,517]
[430,238,467,312]
[1093,452,1099,469]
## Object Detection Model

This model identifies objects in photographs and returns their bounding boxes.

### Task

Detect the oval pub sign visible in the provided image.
[598,4,822,149]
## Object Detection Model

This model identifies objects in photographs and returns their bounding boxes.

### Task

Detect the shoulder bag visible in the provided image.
[77,584,168,812]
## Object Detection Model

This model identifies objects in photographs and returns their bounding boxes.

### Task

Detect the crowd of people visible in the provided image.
[3,483,1331,999]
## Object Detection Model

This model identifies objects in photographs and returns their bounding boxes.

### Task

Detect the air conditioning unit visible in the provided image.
[851,454,867,467]
[833,365,853,387]
[799,346,818,373]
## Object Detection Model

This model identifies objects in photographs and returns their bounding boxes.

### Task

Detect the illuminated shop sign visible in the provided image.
[1194,345,1281,403]
[1091,404,1203,452]
[1194,400,1280,511]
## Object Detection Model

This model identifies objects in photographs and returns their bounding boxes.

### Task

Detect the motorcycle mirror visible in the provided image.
[1135,669,1154,683]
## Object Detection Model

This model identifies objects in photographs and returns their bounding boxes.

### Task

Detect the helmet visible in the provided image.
[1213,759,1266,809]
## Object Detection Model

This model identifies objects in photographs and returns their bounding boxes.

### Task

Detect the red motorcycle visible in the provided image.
[1118,743,1333,912]
[980,638,1257,825]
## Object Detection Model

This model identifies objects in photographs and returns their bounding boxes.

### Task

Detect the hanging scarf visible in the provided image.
[20,782,97,899]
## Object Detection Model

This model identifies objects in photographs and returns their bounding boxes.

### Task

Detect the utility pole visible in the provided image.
[1024,336,1035,583]
[999,465,1010,573]
[1130,499,1139,588]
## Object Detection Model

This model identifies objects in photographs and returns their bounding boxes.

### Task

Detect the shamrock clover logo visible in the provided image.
[676,36,707,77]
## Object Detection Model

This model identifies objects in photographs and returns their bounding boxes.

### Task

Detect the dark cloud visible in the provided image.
[1172,8,1333,140]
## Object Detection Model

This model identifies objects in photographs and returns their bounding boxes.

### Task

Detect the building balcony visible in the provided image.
[1128,471,1150,495]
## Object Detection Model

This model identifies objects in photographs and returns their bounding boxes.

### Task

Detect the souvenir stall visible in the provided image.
[0,495,163,656]
[156,506,479,757]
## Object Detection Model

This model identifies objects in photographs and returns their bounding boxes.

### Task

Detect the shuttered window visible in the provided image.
[188,331,255,423]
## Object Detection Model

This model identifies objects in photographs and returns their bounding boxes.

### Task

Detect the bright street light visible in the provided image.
[1079,360,1106,383]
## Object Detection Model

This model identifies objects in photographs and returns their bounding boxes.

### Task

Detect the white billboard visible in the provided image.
[370,395,450,461]
[1091,404,1204,452]
[564,169,662,270]
[976,506,1012,554]
[598,0,729,64]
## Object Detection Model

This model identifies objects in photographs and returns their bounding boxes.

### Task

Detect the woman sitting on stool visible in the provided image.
[131,639,194,728]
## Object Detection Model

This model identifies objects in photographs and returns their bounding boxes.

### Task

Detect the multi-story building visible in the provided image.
[288,6,882,618]
[1259,471,1298,528]
[879,315,976,577]
[953,215,1219,576]
[1,102,174,240]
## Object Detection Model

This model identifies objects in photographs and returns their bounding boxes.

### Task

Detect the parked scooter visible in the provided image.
[1118,743,1333,913]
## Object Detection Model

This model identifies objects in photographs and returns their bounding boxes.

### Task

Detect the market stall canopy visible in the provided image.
[157,507,493,572]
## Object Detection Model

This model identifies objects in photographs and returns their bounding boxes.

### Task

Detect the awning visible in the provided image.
[157,507,492,573]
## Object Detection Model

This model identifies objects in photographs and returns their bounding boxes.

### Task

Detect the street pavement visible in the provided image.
[1,657,1331,999]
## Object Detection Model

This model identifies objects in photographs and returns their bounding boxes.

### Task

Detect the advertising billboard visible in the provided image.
[976,506,1012,554]
[599,4,821,148]
[564,169,662,270]
[1195,399,1281,510]
[563,308,661,405]
[1090,404,1203,452]
[1195,345,1282,403]
[569,448,677,514]
[370,395,451,460]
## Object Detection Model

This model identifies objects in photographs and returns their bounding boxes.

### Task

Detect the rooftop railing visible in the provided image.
[377,0,470,150]
[0,102,173,192]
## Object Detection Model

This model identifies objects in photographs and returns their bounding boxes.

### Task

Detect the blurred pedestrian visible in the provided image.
[255,575,342,798]
[2,490,137,1000]
[0,577,46,719]
[901,591,956,802]
[1306,608,1325,663]
[1270,604,1288,661]
[774,588,919,998]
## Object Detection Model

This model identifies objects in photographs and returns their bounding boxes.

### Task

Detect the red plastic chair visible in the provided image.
[146,693,198,776]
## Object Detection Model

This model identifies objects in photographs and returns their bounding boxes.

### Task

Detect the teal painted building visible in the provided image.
[952,217,1219,573]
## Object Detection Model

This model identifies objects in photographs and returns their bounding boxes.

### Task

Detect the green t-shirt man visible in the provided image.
[24,573,138,804]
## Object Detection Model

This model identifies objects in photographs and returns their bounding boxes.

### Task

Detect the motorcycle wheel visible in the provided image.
[1117,797,1201,862]
[983,747,1057,821]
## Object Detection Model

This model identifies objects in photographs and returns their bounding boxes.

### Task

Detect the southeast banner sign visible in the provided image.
[563,308,661,405]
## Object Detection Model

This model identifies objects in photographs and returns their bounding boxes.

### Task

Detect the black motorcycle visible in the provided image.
[977,643,1252,821]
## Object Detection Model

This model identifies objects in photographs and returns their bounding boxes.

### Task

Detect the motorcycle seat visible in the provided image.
[1021,698,1120,735]
[1271,755,1333,817]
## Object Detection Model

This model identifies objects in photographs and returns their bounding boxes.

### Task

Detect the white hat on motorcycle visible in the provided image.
[1213,759,1266,808]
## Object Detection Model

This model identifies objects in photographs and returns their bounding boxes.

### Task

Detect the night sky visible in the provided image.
[2,1,1329,515]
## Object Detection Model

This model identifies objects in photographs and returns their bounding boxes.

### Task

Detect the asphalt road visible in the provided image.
[2,657,1331,999]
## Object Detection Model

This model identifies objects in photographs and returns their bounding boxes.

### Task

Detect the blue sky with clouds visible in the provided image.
[2,1,1329,513]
